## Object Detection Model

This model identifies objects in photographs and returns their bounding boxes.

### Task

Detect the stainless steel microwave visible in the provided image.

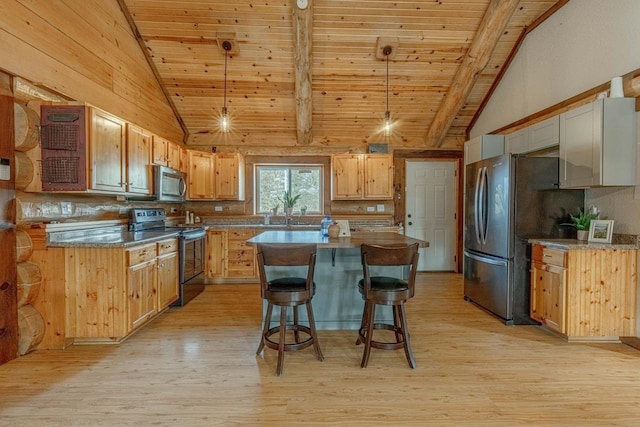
[154,165,186,202]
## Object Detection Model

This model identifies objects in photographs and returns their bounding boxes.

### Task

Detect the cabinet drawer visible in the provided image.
[126,243,156,266]
[541,248,566,267]
[157,238,178,255]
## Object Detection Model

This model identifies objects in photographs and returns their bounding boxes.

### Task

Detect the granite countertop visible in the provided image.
[247,230,429,248]
[47,226,181,248]
[528,237,639,250]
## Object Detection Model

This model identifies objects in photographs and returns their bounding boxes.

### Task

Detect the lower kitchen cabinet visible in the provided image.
[63,240,178,343]
[205,228,259,282]
[126,243,158,331]
[530,243,637,341]
[156,238,179,310]
[205,230,227,279]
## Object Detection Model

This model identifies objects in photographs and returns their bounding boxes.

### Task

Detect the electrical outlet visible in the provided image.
[367,206,375,212]
[215,205,223,212]
[376,204,385,212]
[170,208,178,214]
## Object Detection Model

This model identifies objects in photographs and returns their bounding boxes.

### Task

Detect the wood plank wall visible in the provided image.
[0,0,183,143]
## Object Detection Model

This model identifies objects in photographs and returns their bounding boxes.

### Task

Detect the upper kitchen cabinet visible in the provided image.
[559,98,636,189]
[90,108,127,193]
[187,149,215,200]
[187,150,245,201]
[464,135,504,165]
[363,154,393,199]
[152,135,182,171]
[215,153,245,201]
[331,153,393,200]
[505,116,559,155]
[40,105,153,195]
[125,124,153,195]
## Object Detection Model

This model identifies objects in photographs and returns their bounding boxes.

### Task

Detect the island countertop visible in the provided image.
[247,230,429,248]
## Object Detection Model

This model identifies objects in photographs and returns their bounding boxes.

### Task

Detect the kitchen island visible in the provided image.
[248,230,428,330]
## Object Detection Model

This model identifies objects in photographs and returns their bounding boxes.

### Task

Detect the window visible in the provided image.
[255,164,323,214]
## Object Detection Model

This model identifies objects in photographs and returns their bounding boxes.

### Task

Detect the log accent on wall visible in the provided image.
[424,0,520,147]
[0,73,18,365]
[293,0,313,145]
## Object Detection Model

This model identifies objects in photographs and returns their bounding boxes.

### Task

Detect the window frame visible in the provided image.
[254,163,325,215]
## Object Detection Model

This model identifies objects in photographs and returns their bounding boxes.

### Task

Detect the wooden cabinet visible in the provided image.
[187,149,215,199]
[559,98,636,189]
[62,239,179,343]
[90,108,127,193]
[463,134,504,165]
[215,153,245,200]
[205,228,258,281]
[205,230,227,278]
[530,243,637,341]
[506,116,559,155]
[332,154,362,199]
[331,153,392,200]
[187,150,245,200]
[167,141,182,171]
[152,134,168,166]
[156,238,179,310]
[226,229,259,278]
[530,245,567,334]
[125,124,153,195]
[40,105,155,196]
[126,243,158,331]
[153,135,182,171]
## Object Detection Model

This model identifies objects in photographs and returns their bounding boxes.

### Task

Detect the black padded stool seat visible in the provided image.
[256,243,323,375]
[356,243,419,368]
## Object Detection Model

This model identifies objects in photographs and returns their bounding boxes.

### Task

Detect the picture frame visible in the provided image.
[588,219,614,243]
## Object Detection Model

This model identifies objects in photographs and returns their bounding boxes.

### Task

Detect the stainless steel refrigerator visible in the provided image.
[463,153,583,325]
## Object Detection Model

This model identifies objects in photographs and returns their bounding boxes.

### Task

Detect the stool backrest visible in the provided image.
[360,243,419,296]
[256,243,317,296]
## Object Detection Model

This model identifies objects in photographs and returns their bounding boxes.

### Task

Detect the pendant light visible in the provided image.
[382,45,393,136]
[220,40,232,133]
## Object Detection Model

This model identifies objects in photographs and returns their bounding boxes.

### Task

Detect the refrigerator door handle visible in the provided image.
[473,167,483,244]
[478,167,488,245]
[464,250,508,267]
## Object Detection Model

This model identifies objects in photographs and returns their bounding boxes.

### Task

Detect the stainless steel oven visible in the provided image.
[176,227,206,306]
[128,208,205,307]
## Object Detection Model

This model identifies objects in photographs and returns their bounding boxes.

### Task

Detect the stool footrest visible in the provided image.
[264,325,315,352]
[358,323,407,351]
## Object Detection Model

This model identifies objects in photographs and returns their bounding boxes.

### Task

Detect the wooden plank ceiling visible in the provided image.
[122,0,560,151]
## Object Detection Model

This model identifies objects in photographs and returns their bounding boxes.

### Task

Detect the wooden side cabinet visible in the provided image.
[530,243,637,341]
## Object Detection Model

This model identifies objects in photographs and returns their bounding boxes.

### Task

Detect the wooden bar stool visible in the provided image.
[356,243,419,368]
[255,243,324,375]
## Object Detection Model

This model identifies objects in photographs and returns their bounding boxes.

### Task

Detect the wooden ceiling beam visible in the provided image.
[424,0,520,147]
[293,0,313,145]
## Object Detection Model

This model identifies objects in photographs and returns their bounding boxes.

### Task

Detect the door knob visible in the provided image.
[407,214,412,218]
[408,222,413,226]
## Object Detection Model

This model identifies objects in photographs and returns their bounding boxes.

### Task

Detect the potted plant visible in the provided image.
[279,191,301,216]
[568,208,598,240]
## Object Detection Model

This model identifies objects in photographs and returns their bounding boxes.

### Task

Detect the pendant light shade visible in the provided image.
[382,45,393,136]
[220,40,232,133]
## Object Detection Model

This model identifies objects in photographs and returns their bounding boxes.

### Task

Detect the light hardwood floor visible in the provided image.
[2,273,640,426]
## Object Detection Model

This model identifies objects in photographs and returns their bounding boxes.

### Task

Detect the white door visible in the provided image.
[405,160,457,271]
